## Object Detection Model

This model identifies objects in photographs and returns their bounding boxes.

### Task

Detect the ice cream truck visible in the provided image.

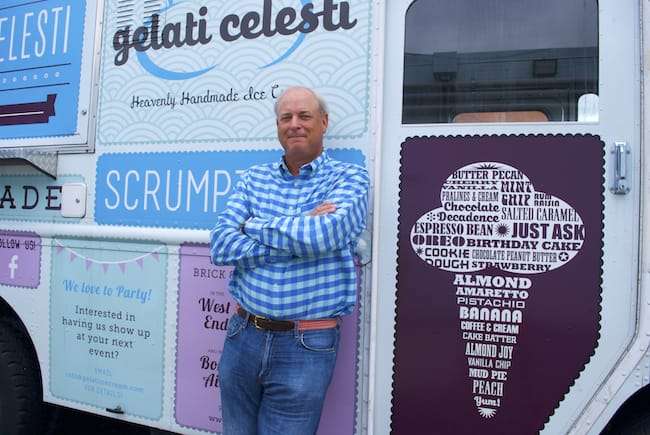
[0,0,647,434]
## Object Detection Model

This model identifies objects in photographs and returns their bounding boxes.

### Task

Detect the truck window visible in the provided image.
[402,0,598,124]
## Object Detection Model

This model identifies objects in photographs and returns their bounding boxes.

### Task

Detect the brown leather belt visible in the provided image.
[237,307,338,332]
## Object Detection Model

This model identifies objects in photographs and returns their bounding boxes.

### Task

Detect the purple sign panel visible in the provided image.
[392,135,603,434]
[0,230,41,288]
[317,296,359,435]
[175,244,359,434]
[175,243,235,432]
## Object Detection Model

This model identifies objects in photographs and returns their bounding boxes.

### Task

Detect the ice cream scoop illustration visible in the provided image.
[410,162,585,418]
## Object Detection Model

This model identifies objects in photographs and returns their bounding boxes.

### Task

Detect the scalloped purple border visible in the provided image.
[390,133,605,434]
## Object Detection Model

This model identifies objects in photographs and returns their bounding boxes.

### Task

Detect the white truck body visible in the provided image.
[0,1,646,434]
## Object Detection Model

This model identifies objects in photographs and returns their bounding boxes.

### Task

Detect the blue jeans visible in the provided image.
[218,312,340,435]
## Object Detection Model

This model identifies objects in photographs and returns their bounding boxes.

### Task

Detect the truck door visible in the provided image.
[373,1,640,434]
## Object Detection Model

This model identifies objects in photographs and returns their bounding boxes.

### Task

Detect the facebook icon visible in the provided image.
[8,255,18,280]
[0,232,41,288]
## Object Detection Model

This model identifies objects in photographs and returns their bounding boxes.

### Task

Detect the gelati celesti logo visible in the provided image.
[111,0,358,80]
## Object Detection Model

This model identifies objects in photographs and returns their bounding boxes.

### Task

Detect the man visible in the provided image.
[210,86,369,434]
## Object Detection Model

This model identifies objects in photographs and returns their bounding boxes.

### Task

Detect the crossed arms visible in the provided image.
[210,167,369,269]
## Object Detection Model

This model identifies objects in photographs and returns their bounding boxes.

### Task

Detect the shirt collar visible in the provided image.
[279,151,329,178]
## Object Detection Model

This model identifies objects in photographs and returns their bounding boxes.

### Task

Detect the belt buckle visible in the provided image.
[252,315,265,330]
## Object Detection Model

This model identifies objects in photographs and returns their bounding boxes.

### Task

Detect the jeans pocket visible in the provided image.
[226,313,246,339]
[298,327,339,353]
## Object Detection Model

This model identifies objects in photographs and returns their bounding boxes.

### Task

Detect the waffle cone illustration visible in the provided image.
[410,162,585,418]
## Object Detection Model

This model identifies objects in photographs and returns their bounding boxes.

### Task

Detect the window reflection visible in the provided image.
[402,0,598,124]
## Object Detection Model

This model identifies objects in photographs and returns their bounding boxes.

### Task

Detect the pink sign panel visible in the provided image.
[0,230,41,288]
[175,243,359,434]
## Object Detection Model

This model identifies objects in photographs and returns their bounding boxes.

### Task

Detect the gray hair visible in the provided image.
[274,86,329,117]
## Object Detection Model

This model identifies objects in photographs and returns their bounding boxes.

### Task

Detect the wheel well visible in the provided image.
[0,296,44,395]
[601,385,650,434]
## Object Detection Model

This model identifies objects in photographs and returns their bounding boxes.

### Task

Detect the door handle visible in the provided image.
[611,141,631,195]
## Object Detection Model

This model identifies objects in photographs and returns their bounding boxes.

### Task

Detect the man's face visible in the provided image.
[276,89,329,163]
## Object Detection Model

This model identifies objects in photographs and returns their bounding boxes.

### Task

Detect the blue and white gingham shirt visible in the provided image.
[210,151,369,320]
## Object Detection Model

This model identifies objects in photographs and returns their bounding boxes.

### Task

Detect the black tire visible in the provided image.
[602,414,650,435]
[0,317,44,435]
[600,386,650,435]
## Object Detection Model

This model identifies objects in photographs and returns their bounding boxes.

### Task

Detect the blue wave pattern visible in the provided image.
[209,151,369,319]
[97,0,372,146]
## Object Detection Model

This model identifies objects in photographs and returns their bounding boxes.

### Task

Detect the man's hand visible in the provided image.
[309,202,337,216]
[240,217,252,234]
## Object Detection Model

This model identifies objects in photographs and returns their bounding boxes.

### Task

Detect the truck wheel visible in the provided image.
[0,317,44,435]
[601,387,650,435]
[603,414,650,435]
